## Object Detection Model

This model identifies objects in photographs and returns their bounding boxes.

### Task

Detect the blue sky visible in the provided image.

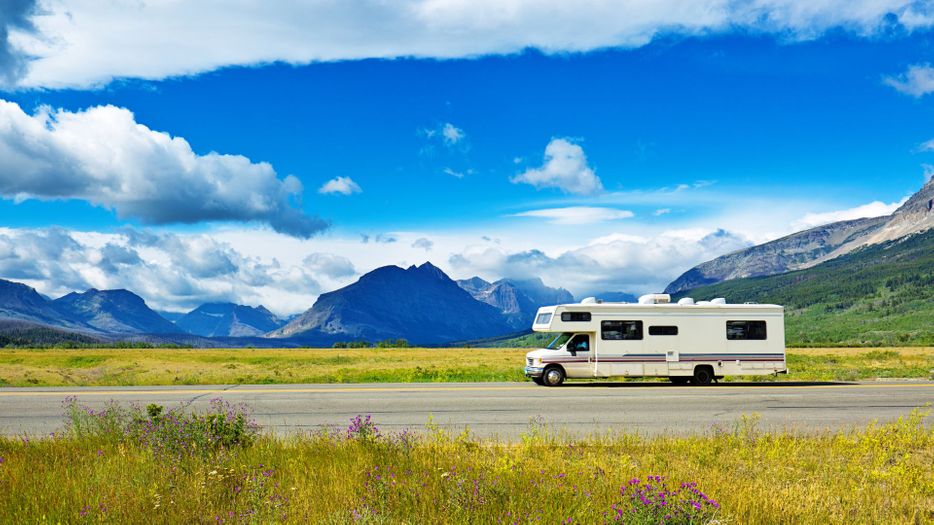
[1,1,934,313]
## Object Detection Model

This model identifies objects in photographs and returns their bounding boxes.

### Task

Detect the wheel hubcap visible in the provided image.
[546,370,561,385]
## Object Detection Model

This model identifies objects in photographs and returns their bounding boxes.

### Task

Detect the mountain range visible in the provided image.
[456,276,574,329]
[666,177,934,294]
[2,178,930,347]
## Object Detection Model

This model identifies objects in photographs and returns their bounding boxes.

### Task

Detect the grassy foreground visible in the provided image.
[0,400,931,524]
[0,347,932,387]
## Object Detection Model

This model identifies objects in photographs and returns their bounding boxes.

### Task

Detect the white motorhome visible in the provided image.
[524,294,786,386]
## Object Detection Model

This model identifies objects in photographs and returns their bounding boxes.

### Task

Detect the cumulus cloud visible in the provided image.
[412,237,434,251]
[449,228,751,294]
[884,64,934,97]
[0,0,37,86]
[512,206,634,225]
[0,227,343,315]
[919,138,934,152]
[303,252,356,279]
[318,176,362,195]
[654,208,672,216]
[792,199,907,230]
[9,1,933,88]
[375,233,398,244]
[512,138,603,195]
[0,100,327,238]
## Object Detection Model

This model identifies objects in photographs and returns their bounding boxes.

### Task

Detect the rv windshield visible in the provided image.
[546,332,574,350]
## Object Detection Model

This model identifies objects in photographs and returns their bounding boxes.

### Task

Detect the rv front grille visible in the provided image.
[527,358,534,367]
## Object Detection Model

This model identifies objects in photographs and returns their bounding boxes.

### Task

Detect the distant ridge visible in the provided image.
[666,178,934,294]
[53,289,180,334]
[456,277,573,329]
[176,303,284,337]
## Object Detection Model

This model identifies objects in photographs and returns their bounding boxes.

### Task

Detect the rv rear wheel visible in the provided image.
[669,376,689,385]
[543,366,565,387]
[691,366,714,386]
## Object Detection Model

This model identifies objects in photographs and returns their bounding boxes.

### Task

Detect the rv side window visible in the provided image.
[648,325,678,336]
[561,312,592,322]
[601,320,643,340]
[726,320,767,340]
[535,313,553,325]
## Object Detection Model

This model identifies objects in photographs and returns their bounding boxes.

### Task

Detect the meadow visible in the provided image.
[0,347,932,387]
[0,399,931,524]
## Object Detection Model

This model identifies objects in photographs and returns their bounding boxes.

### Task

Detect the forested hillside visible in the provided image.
[676,229,934,346]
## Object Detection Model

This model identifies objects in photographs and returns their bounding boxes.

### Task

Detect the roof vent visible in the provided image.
[638,293,671,305]
[677,297,695,305]
[711,298,726,305]
[580,297,600,304]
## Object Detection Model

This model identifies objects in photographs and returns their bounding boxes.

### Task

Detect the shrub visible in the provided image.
[62,397,258,458]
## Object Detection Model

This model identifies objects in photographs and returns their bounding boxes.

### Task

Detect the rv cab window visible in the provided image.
[535,313,553,325]
[566,334,590,353]
[546,333,573,349]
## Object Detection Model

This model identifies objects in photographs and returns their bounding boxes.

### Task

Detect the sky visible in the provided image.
[1,0,934,315]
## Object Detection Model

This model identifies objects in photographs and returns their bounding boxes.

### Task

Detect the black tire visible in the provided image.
[669,376,689,385]
[531,376,545,386]
[691,366,714,386]
[542,366,566,387]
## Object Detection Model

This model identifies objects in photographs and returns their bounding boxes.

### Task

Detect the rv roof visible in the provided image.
[549,302,781,309]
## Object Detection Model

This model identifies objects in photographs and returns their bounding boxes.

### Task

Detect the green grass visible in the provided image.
[0,400,931,524]
[0,347,931,387]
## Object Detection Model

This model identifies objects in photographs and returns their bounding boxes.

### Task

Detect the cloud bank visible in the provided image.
[0,227,351,314]
[6,0,932,88]
[450,228,751,294]
[0,100,327,238]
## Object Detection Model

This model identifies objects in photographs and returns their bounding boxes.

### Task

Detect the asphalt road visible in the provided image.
[1,381,932,439]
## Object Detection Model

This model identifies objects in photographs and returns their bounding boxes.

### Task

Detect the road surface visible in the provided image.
[1,381,932,439]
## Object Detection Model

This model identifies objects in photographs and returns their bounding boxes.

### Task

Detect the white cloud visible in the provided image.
[654,208,671,216]
[884,64,934,97]
[441,123,465,145]
[318,176,362,195]
[792,199,906,230]
[512,138,603,195]
[412,237,434,251]
[449,227,751,294]
[0,99,326,238]
[303,253,356,278]
[442,167,472,178]
[513,206,634,225]
[0,227,347,315]
[919,138,934,152]
[8,1,931,88]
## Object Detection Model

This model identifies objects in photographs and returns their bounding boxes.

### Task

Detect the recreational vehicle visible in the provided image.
[524,294,786,386]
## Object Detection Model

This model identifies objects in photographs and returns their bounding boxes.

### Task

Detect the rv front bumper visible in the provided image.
[524,366,544,378]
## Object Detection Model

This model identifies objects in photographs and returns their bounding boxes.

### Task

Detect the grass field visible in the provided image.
[0,347,932,387]
[0,399,931,524]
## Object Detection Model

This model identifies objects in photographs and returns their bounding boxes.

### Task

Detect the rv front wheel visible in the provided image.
[543,366,565,387]
[691,366,714,386]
